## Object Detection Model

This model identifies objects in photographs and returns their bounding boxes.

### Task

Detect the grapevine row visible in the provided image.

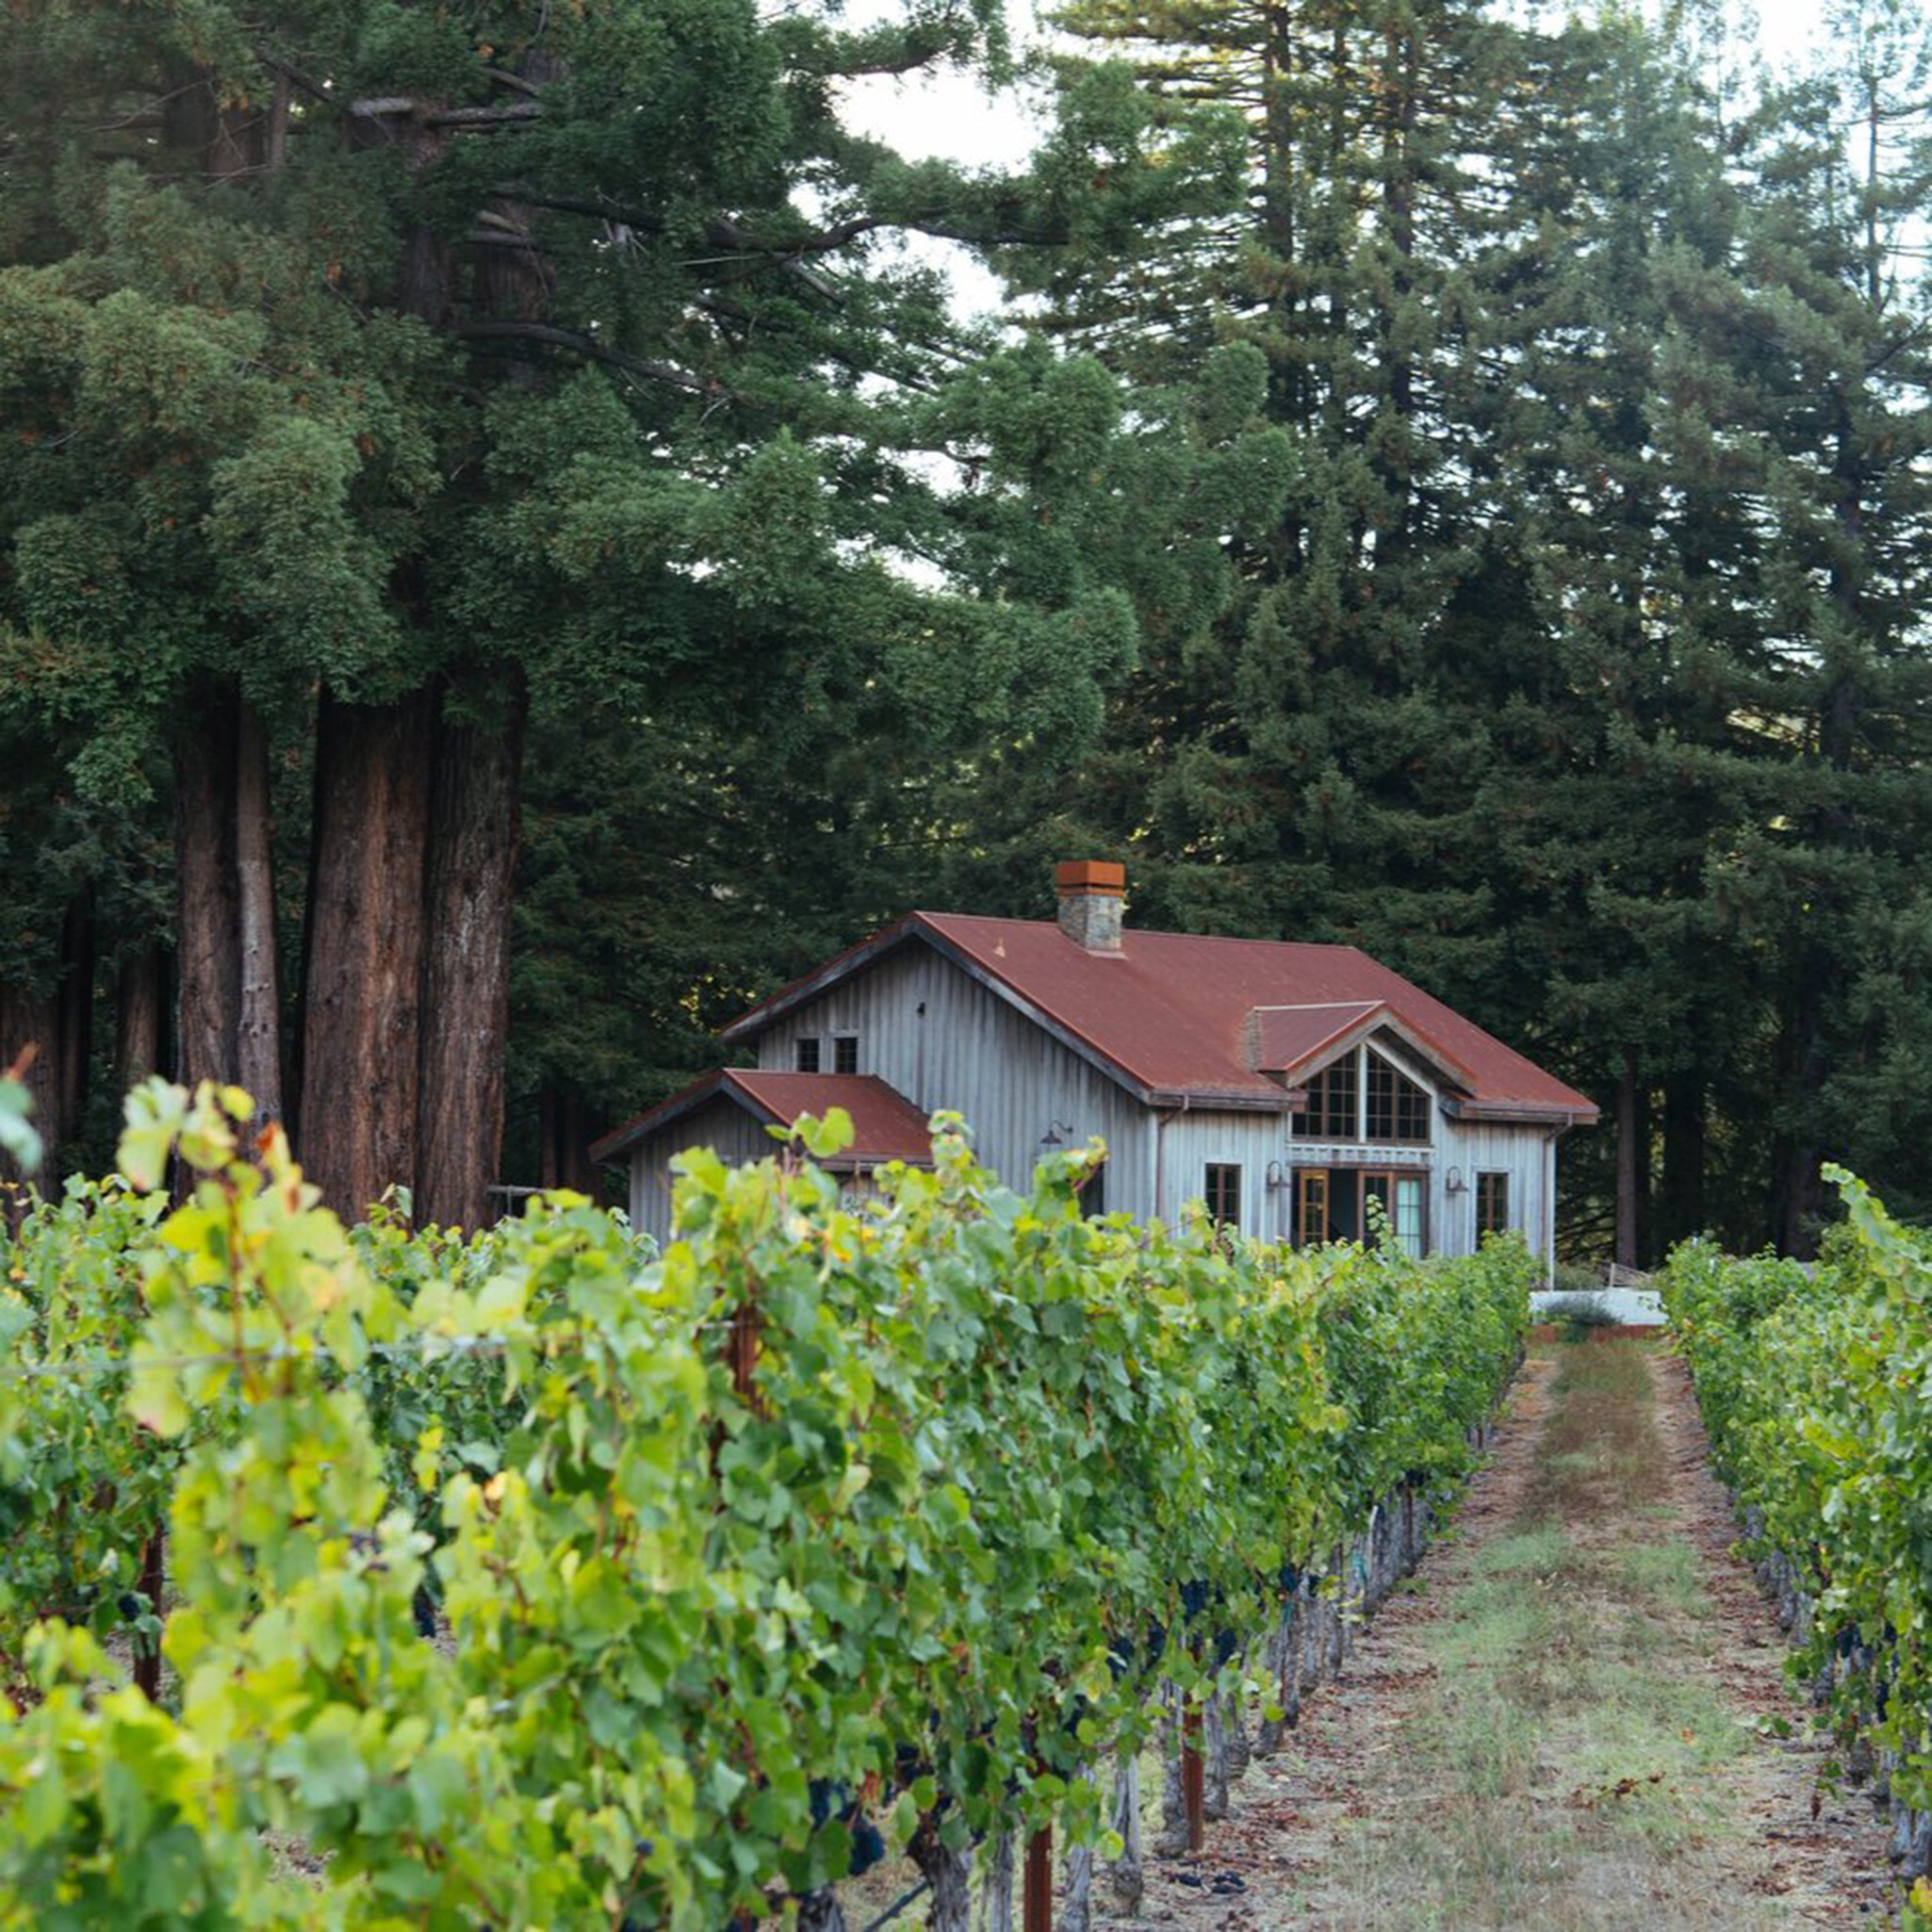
[1662,1172,1932,1884]
[0,1081,1532,1927]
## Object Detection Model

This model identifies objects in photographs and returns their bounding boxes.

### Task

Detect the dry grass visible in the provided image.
[1282,1336,1793,1931]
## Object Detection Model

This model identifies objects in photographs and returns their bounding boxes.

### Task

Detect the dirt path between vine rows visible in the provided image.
[1104,1337,1903,1931]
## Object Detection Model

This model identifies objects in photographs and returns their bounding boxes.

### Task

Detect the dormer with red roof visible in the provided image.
[594,863,1596,1267]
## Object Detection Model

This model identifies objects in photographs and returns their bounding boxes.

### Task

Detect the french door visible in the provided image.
[1294,1167,1426,1257]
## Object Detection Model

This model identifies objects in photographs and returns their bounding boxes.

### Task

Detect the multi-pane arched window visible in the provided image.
[1291,1044,1432,1144]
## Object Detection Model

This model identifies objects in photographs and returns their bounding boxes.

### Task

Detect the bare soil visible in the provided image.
[1086,1338,1902,1931]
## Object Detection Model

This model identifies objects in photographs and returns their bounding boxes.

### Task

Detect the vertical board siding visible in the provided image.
[755,943,1155,1216]
[1433,1116,1553,1269]
[1152,1110,1295,1240]
[630,1096,778,1247]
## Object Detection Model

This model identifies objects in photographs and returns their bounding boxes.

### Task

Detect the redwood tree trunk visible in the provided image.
[0,983,60,1184]
[1614,1055,1640,1269]
[299,690,434,1217]
[116,946,168,1090]
[1661,1068,1706,1252]
[174,679,241,1092]
[417,676,527,1229]
[55,893,93,1138]
[540,1079,602,1196]
[234,698,283,1121]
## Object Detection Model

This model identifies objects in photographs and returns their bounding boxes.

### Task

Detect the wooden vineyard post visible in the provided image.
[1023,1821,1054,1932]
[133,1524,165,1702]
[728,1295,761,1404]
[1181,1701,1206,1852]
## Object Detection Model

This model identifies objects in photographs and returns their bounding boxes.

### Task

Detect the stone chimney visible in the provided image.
[1056,860,1125,953]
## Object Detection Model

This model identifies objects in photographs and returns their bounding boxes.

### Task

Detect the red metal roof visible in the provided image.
[1250,1002,1384,1074]
[723,912,1598,1123]
[591,1069,934,1167]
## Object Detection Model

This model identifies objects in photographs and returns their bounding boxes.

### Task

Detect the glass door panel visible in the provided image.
[1393,1175,1424,1257]
[1362,1172,1391,1243]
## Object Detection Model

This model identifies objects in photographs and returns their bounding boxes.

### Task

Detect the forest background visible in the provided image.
[3,0,1927,1264]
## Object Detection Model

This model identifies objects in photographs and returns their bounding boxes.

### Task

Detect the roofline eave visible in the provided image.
[1148,1088,1297,1113]
[721,914,1167,1108]
[590,1067,757,1164]
[1441,1097,1600,1128]
[717,916,925,1047]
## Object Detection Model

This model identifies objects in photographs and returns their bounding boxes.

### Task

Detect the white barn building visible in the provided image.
[594,862,1598,1266]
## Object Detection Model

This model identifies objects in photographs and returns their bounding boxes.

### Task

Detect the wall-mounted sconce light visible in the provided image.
[1266,1160,1285,1190]
[1039,1120,1074,1151]
[1445,1166,1467,1194]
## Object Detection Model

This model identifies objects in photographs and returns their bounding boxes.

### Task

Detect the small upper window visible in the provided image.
[794,1038,822,1072]
[1292,1057,1358,1139]
[833,1034,860,1074]
[1204,1163,1242,1230]
[1477,1171,1511,1237]
[1365,1050,1431,1143]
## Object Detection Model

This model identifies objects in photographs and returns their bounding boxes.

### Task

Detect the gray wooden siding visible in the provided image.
[754,943,1157,1216]
[628,1095,775,1246]
[1431,1113,1557,1274]
[1150,1109,1296,1240]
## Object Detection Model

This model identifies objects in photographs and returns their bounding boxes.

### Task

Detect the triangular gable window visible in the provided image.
[1292,1044,1433,1144]
[1292,1055,1358,1139]
[1366,1047,1431,1143]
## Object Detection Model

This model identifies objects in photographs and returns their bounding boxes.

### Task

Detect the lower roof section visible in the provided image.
[589,1068,935,1171]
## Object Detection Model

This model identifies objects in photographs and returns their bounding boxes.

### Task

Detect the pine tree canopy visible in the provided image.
[3,0,1931,1256]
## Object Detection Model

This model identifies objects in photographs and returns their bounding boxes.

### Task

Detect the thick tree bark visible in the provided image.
[54,893,94,1138]
[235,699,283,1121]
[1203,1694,1231,1820]
[0,985,60,1186]
[1061,1768,1095,1932]
[1661,1069,1706,1252]
[300,690,434,1217]
[174,679,242,1093]
[796,1891,848,1932]
[1614,1054,1641,1269]
[116,946,168,1090]
[979,1831,1015,1932]
[174,680,282,1118]
[1154,1682,1189,1857]
[417,676,528,1229]
[1105,1755,1142,1913]
[908,1813,973,1932]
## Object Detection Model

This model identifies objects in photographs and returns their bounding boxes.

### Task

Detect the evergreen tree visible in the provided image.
[0,0,1259,1216]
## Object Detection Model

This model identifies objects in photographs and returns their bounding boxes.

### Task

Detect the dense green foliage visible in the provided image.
[941,0,1932,1259]
[1662,1172,1932,1807]
[0,1082,1531,1925]
[0,0,1287,1217]
[8,0,1932,1262]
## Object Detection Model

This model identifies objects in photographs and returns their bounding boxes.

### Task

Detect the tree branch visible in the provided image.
[453,320,730,401]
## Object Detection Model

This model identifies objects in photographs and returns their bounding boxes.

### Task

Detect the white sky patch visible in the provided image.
[836,0,1838,319]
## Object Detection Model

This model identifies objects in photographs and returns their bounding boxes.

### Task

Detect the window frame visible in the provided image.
[1295,1168,1330,1246]
[794,1037,822,1073]
[1203,1162,1243,1231]
[1477,1170,1511,1238]
[1291,1056,1359,1141]
[1364,1048,1432,1145]
[832,1034,860,1075]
